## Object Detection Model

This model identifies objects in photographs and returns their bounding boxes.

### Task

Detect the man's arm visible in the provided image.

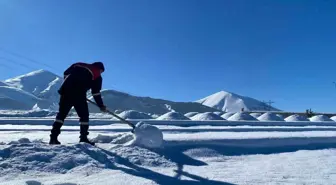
[91,76,105,110]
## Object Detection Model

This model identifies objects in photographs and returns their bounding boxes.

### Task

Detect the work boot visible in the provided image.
[79,125,95,146]
[49,122,62,145]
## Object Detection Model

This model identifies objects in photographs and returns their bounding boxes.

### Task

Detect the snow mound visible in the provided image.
[93,122,164,149]
[0,141,113,175]
[191,112,225,121]
[117,110,153,120]
[156,112,190,120]
[309,115,333,122]
[91,133,134,144]
[132,122,163,148]
[227,112,258,121]
[0,138,173,176]
[196,90,279,112]
[184,112,199,117]
[258,112,285,121]
[250,112,263,118]
[330,116,336,122]
[221,112,235,119]
[285,114,309,122]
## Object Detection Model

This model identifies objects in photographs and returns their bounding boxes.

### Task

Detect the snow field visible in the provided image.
[1,119,336,184]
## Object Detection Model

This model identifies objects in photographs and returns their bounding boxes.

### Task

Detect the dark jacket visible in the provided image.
[58,62,104,107]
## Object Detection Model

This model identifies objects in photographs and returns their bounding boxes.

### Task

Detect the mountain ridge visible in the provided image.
[1,70,280,114]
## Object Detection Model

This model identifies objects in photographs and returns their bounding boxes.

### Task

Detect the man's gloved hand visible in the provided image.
[99,105,107,112]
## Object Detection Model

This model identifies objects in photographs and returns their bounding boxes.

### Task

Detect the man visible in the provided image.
[49,62,107,145]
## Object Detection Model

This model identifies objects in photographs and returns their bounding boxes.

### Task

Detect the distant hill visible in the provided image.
[1,70,218,114]
[196,90,280,112]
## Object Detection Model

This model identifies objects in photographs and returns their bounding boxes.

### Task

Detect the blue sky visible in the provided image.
[1,0,336,112]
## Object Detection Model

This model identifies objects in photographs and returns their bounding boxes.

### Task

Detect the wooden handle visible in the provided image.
[86,98,135,129]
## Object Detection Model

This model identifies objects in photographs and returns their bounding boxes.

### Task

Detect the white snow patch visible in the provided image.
[309,115,333,122]
[117,110,153,120]
[285,114,309,122]
[93,122,164,149]
[227,112,258,121]
[131,122,163,148]
[213,111,223,116]
[330,116,336,122]
[258,112,285,121]
[221,112,235,119]
[156,112,190,120]
[184,112,198,118]
[191,112,225,121]
[5,69,62,96]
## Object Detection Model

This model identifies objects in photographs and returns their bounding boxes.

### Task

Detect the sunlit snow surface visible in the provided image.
[1,119,336,184]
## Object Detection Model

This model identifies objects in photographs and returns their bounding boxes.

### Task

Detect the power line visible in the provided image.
[0,60,14,70]
[0,47,54,70]
[0,56,37,71]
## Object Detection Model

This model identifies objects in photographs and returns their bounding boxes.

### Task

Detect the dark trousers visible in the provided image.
[55,94,89,124]
[51,94,90,137]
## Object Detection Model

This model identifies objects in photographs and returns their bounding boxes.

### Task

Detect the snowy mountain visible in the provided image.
[1,70,217,114]
[0,81,9,86]
[5,69,63,103]
[196,90,280,112]
[87,89,218,114]
[0,86,51,110]
[1,70,282,115]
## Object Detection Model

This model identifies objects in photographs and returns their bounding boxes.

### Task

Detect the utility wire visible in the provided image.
[0,56,37,71]
[0,46,54,70]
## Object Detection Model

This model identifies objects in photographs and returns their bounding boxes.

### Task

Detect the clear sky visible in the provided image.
[1,0,336,112]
